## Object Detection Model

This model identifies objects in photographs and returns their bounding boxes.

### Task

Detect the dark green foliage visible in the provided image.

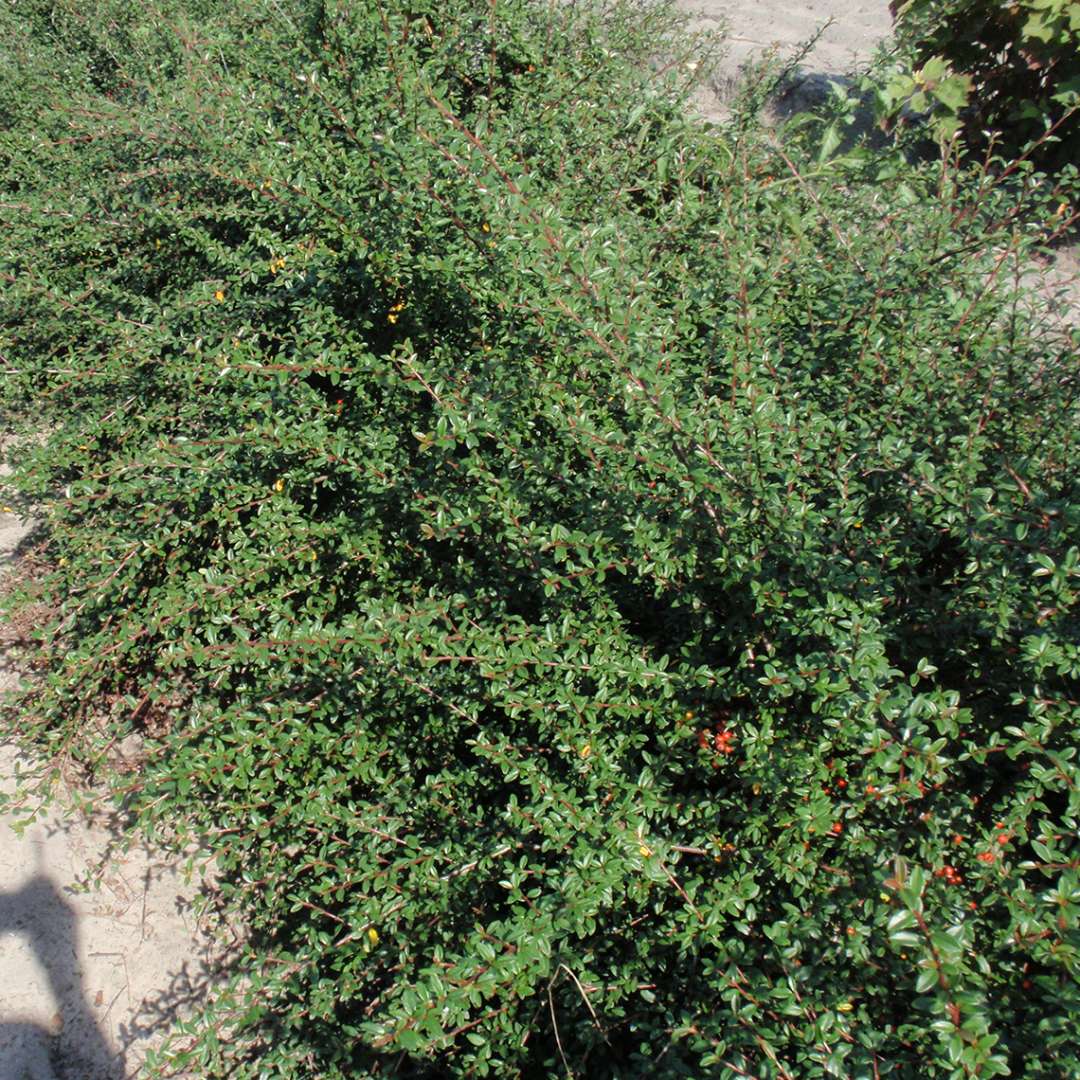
[889,0,1080,168]
[2,1,1079,1077]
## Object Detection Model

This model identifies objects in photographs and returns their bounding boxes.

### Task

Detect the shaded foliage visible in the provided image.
[2,1,1079,1077]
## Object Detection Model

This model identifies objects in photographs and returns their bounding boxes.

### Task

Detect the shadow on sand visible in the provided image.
[0,786,234,1080]
[0,869,118,1080]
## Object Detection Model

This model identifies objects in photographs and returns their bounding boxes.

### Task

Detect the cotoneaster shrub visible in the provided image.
[887,0,1080,168]
[2,1,1079,1077]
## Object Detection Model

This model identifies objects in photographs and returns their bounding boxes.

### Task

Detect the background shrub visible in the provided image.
[887,0,1080,167]
[2,1,1079,1077]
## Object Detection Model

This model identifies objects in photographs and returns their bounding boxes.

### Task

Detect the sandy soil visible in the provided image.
[678,0,894,119]
[0,749,227,1080]
[0,476,228,1079]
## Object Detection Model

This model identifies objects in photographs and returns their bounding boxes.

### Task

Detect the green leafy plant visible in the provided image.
[2,1,1079,1077]
[887,0,1080,166]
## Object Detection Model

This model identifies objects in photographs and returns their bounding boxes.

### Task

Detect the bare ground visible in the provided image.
[678,0,893,120]
[0,474,229,1079]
